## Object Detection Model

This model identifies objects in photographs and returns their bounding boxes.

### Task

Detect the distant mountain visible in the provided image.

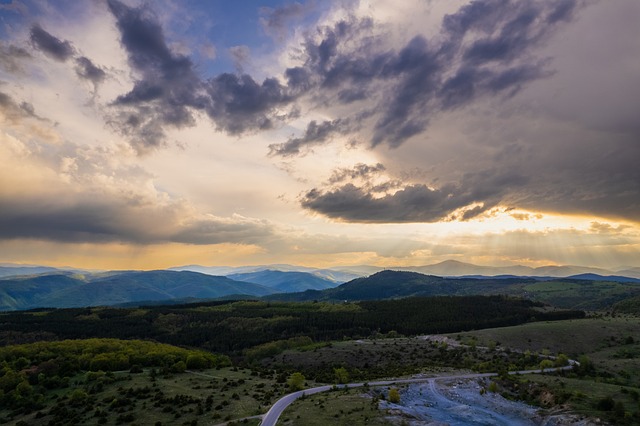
[0,270,274,311]
[401,260,617,278]
[0,274,83,310]
[324,265,384,276]
[267,270,640,310]
[168,260,639,281]
[170,264,318,276]
[568,273,640,283]
[0,265,61,278]
[266,270,528,302]
[311,269,362,283]
[228,270,340,293]
[532,265,613,277]
[616,268,640,280]
[170,264,360,283]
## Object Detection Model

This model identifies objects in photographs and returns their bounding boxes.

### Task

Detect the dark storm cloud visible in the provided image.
[106,0,297,150]
[29,24,75,62]
[287,0,580,148]
[104,0,580,152]
[301,183,458,223]
[302,169,529,223]
[106,0,203,150]
[203,73,293,134]
[0,193,277,246]
[268,118,351,157]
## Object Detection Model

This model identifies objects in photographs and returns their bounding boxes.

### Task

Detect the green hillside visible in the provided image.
[267,270,640,310]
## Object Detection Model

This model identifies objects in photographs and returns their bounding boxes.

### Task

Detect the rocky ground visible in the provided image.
[378,378,602,426]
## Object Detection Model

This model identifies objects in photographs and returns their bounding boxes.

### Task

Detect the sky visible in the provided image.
[0,0,638,271]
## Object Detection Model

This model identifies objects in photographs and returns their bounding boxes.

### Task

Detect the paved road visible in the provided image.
[259,364,576,426]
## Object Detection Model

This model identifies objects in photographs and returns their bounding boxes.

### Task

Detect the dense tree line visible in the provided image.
[0,338,230,414]
[0,297,584,357]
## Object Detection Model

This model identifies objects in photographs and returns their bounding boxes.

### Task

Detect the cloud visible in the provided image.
[590,222,631,235]
[0,120,280,246]
[293,1,580,148]
[269,118,351,157]
[328,163,386,184]
[29,24,75,62]
[75,56,106,88]
[301,168,529,223]
[203,73,295,135]
[0,43,31,74]
[260,1,315,41]
[228,45,251,72]
[102,0,583,154]
[0,195,278,246]
[0,91,48,123]
[106,0,299,150]
[106,0,203,151]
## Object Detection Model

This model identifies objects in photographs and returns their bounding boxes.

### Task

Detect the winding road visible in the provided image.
[259,364,577,426]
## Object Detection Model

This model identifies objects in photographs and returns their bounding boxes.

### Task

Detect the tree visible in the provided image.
[186,353,210,370]
[388,388,400,403]
[287,372,305,391]
[333,367,349,384]
[539,359,554,370]
[170,361,186,373]
[554,353,569,367]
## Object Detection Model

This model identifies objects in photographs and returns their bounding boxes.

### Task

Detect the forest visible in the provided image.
[0,296,584,356]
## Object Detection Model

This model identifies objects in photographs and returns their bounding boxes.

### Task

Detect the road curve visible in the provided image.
[259,364,576,426]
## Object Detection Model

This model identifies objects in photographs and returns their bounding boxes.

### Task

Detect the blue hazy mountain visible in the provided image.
[0,270,274,311]
[228,270,340,293]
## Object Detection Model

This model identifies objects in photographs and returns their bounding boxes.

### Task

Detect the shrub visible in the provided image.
[388,388,400,403]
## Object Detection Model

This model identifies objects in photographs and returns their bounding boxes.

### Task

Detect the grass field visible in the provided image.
[450,316,640,356]
[280,387,391,426]
[0,366,285,425]
[518,280,640,309]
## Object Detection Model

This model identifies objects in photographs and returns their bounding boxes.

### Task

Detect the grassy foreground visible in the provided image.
[0,339,289,425]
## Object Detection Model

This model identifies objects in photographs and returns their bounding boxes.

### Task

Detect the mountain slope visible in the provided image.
[568,273,640,283]
[0,274,83,310]
[266,270,640,309]
[0,271,274,311]
[228,270,339,292]
[266,270,527,302]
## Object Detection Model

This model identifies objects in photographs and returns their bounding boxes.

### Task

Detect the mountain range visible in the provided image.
[2,260,640,311]
[4,260,639,280]
[0,271,274,311]
[170,260,640,280]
